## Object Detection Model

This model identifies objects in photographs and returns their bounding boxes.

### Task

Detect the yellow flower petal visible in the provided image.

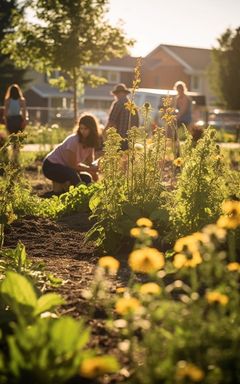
[128,247,164,273]
[136,217,153,228]
[139,282,161,295]
[115,297,141,315]
[98,256,120,273]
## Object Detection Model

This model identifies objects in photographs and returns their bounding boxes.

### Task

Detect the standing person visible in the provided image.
[42,113,100,192]
[3,83,27,162]
[105,83,139,150]
[172,81,192,157]
[174,81,192,130]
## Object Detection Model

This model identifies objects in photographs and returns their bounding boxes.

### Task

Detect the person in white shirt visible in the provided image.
[42,113,100,187]
[4,83,27,134]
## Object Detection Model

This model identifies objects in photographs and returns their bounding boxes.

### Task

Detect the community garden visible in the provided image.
[0,95,240,384]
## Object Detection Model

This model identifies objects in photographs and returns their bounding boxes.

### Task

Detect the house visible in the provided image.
[141,44,214,104]
[23,46,214,125]
[83,55,138,111]
[24,70,74,125]
[24,57,137,125]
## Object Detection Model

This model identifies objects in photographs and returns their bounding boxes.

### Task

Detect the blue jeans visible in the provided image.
[42,159,92,186]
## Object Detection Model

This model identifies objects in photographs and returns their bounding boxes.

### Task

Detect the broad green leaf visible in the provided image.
[34,293,65,316]
[50,317,90,352]
[1,271,37,309]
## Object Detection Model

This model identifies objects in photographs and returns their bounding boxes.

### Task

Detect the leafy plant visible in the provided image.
[167,128,229,241]
[87,125,170,252]
[0,241,63,290]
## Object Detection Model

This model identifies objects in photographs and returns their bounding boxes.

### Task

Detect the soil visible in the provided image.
[3,163,132,383]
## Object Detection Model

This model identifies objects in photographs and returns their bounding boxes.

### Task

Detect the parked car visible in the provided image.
[134,88,207,130]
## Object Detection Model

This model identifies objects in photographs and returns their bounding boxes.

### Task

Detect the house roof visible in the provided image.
[100,55,138,67]
[84,84,115,100]
[146,44,211,72]
[31,84,73,98]
[85,55,138,72]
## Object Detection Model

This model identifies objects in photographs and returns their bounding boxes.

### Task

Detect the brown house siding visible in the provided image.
[141,47,191,90]
[25,89,48,124]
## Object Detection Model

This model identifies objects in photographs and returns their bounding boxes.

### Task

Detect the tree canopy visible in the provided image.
[209,27,240,110]
[1,0,134,120]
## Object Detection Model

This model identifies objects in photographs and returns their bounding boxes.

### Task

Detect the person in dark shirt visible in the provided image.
[104,83,139,149]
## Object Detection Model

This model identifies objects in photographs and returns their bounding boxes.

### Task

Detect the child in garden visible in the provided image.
[42,113,100,190]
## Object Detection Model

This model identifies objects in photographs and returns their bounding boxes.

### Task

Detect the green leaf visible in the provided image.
[34,293,65,316]
[89,193,101,211]
[1,271,37,311]
[122,204,141,219]
[150,208,169,222]
[15,241,27,268]
[50,317,90,352]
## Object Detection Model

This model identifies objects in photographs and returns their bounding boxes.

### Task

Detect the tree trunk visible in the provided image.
[73,68,78,124]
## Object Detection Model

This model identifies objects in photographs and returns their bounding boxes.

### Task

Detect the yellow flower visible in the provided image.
[206,291,229,306]
[192,231,210,244]
[174,235,199,253]
[98,256,120,274]
[202,224,226,240]
[173,157,183,167]
[130,227,141,238]
[145,228,159,238]
[136,217,153,228]
[222,200,240,216]
[80,356,119,378]
[115,297,141,315]
[217,215,240,230]
[217,201,240,229]
[116,287,127,293]
[173,252,202,269]
[130,227,158,239]
[227,262,240,272]
[176,361,204,382]
[139,282,161,295]
[128,247,165,273]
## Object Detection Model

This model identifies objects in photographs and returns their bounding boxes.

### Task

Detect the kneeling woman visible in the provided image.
[43,114,99,187]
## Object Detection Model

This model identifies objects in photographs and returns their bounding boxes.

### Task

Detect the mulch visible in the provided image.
[3,164,133,383]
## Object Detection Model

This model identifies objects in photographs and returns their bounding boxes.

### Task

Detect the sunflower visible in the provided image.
[173,252,202,269]
[227,262,240,272]
[173,157,183,167]
[174,235,200,254]
[128,247,164,273]
[139,282,161,295]
[136,217,153,228]
[80,356,119,378]
[98,256,120,274]
[176,361,204,382]
[205,291,229,305]
[115,297,141,315]
[217,200,240,229]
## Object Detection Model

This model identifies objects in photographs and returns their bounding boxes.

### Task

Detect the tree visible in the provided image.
[209,27,240,110]
[1,0,134,121]
[0,0,29,104]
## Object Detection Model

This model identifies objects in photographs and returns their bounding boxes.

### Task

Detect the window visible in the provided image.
[87,69,120,84]
[192,75,200,91]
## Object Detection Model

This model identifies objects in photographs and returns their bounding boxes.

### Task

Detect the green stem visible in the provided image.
[228,230,237,262]
[0,223,4,249]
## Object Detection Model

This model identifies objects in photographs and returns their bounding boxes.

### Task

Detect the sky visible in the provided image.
[106,0,240,57]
